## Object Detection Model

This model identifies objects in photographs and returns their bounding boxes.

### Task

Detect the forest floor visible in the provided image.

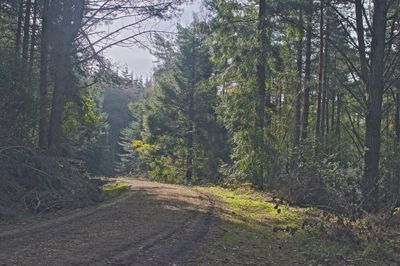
[0,178,399,265]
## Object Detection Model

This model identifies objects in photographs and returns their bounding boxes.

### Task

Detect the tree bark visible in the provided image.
[301,0,313,141]
[331,52,337,135]
[255,0,267,187]
[321,5,330,146]
[336,93,341,137]
[185,35,196,183]
[360,0,387,212]
[29,0,38,69]
[48,0,85,155]
[396,93,400,142]
[355,0,369,83]
[316,0,325,146]
[294,11,304,147]
[15,0,24,55]
[395,92,400,204]
[38,0,50,150]
[48,40,68,154]
[22,0,32,63]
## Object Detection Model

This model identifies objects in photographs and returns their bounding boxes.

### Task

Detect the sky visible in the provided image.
[103,2,203,79]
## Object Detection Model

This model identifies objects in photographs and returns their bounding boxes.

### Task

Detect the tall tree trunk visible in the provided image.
[386,95,390,154]
[396,93,400,142]
[15,0,24,54]
[325,90,329,136]
[395,92,400,204]
[336,93,341,137]
[316,0,325,145]
[38,0,50,149]
[321,11,330,148]
[331,52,337,134]
[48,41,68,154]
[29,0,38,69]
[186,36,196,183]
[301,0,313,141]
[255,0,267,187]
[185,96,194,183]
[330,91,335,135]
[355,0,369,83]
[294,11,304,147]
[334,52,340,144]
[48,0,85,155]
[360,0,387,212]
[22,0,32,63]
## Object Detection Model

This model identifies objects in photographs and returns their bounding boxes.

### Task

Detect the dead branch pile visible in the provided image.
[0,146,102,219]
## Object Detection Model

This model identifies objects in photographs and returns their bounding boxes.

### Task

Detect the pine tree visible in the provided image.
[135,20,227,183]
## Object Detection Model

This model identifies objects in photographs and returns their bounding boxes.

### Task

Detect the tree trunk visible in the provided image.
[316,0,325,145]
[395,92,400,204]
[15,0,24,54]
[48,0,85,155]
[361,0,387,212]
[38,0,50,150]
[48,41,68,154]
[29,0,38,69]
[301,0,313,141]
[185,36,196,183]
[325,90,329,136]
[355,0,369,83]
[396,93,400,141]
[255,0,267,187]
[336,93,341,137]
[294,11,304,147]
[22,0,32,63]
[330,90,335,135]
[322,7,330,147]
[331,52,337,134]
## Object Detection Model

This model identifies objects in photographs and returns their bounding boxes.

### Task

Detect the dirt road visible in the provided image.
[0,180,214,266]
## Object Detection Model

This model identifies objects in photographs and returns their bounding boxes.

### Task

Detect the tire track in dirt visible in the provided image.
[104,191,215,265]
[0,192,135,241]
[0,179,214,266]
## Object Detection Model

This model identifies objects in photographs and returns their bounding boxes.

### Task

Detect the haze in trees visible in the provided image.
[0,0,399,263]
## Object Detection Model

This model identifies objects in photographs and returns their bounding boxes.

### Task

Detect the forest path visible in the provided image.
[0,179,214,266]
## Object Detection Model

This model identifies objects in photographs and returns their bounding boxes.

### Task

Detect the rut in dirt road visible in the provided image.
[0,180,214,266]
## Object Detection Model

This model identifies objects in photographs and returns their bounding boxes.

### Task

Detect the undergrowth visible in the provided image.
[196,185,400,265]
[102,181,131,199]
[0,146,102,221]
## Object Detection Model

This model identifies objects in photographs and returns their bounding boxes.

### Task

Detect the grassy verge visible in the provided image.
[195,186,399,265]
[102,181,131,199]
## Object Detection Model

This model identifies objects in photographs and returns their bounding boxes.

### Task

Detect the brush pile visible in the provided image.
[0,146,102,220]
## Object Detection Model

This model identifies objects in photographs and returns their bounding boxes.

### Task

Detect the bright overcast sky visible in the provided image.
[103,1,203,78]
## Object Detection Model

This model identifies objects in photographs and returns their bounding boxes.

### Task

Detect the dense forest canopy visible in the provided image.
[0,0,399,219]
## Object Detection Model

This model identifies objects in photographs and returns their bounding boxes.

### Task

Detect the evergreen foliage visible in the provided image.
[0,0,399,217]
[119,20,228,183]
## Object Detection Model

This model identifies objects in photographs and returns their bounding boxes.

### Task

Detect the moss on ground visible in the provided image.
[196,186,399,265]
[102,181,130,199]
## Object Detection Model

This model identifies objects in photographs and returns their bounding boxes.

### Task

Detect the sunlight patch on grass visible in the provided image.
[195,185,378,265]
[102,181,130,198]
[198,186,305,228]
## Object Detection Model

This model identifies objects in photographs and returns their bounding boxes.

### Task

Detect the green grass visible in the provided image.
[102,181,130,199]
[195,185,397,265]
[198,186,305,227]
